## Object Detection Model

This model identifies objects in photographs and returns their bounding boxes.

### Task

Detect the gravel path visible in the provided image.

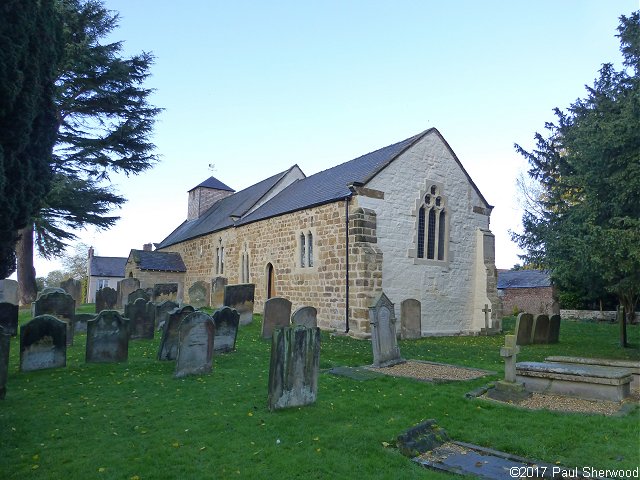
[367,360,489,381]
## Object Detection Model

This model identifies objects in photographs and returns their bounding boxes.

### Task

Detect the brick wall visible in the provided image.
[499,286,556,315]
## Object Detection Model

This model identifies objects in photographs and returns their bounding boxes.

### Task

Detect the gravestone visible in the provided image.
[212,307,239,354]
[127,298,156,340]
[95,287,117,313]
[155,300,179,330]
[369,292,404,368]
[188,281,209,308]
[153,283,179,304]
[0,279,19,304]
[291,306,317,328]
[211,277,228,308]
[514,312,534,346]
[60,278,82,304]
[400,298,421,339]
[126,288,150,307]
[224,283,255,325]
[174,311,215,378]
[117,277,140,308]
[86,311,129,363]
[36,287,66,299]
[532,314,550,344]
[0,302,19,336]
[548,314,561,344]
[73,313,96,334]
[487,335,529,402]
[0,329,9,399]
[262,297,291,339]
[158,305,195,361]
[267,325,321,411]
[20,315,67,372]
[33,290,75,346]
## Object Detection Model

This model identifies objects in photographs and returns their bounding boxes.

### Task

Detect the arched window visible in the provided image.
[300,233,306,267]
[416,184,447,261]
[307,232,313,267]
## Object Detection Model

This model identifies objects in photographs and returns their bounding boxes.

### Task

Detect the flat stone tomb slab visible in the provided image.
[546,356,640,390]
[516,361,632,402]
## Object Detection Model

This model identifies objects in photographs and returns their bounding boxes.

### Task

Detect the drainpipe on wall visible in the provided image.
[344,196,350,333]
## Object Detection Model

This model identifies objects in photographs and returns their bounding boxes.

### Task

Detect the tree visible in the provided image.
[512,12,640,335]
[16,0,161,303]
[61,242,90,280]
[44,270,66,288]
[0,0,61,278]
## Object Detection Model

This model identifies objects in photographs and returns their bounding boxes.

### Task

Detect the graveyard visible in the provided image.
[0,304,637,479]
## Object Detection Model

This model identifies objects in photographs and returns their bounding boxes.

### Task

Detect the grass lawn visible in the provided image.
[1,308,638,479]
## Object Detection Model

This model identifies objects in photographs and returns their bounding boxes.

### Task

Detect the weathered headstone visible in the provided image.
[126,288,150,307]
[267,325,321,411]
[36,287,66,299]
[400,298,421,339]
[117,277,140,308]
[153,283,179,304]
[514,312,534,346]
[95,286,117,313]
[127,298,156,340]
[174,311,215,378]
[369,292,404,368]
[0,302,19,336]
[188,281,209,308]
[532,314,550,344]
[86,311,129,363]
[548,314,561,344]
[0,279,19,304]
[20,315,67,372]
[158,305,195,360]
[0,328,10,399]
[224,283,255,325]
[262,297,291,339]
[73,313,96,334]
[33,290,75,346]
[60,278,82,304]
[155,300,179,330]
[212,307,239,354]
[211,277,228,308]
[291,306,317,328]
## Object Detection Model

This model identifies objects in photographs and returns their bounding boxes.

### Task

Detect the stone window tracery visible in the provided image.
[416,184,447,261]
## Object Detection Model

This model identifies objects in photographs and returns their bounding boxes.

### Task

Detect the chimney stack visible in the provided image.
[143,243,153,251]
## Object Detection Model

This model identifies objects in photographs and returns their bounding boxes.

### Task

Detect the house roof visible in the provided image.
[189,176,234,192]
[128,250,186,272]
[497,270,552,289]
[90,256,127,278]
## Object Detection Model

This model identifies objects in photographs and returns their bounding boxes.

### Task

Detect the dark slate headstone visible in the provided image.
[548,314,561,344]
[20,315,67,372]
[158,305,195,361]
[262,297,291,339]
[188,281,209,308]
[36,287,66,299]
[0,329,10,399]
[369,292,404,368]
[515,313,534,346]
[224,283,255,326]
[532,314,550,344]
[95,287,117,313]
[126,288,150,306]
[291,306,317,328]
[117,277,140,308]
[73,313,96,334]
[127,298,155,340]
[212,307,239,354]
[153,283,178,304]
[155,300,179,330]
[60,278,82,304]
[174,312,214,378]
[400,298,421,339]
[211,276,228,308]
[268,325,321,411]
[33,290,75,346]
[0,302,19,336]
[0,279,19,305]
[86,311,129,363]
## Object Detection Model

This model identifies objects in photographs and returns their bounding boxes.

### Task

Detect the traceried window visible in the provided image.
[416,185,447,261]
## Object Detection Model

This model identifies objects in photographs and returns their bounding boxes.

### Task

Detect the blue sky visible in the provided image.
[33,0,638,276]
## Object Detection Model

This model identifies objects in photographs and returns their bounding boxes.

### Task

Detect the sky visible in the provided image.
[29,0,639,278]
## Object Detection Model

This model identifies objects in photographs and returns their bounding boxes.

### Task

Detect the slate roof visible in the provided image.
[90,256,127,278]
[128,250,186,272]
[189,176,234,192]
[497,270,552,289]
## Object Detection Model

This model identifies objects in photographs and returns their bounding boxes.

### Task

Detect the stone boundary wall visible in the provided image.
[560,309,618,321]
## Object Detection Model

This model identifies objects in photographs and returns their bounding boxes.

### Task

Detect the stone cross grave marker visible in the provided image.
[20,315,67,372]
[369,292,404,368]
[0,329,10,399]
[482,304,492,330]
[487,334,529,402]
[268,325,321,411]
[501,335,520,382]
[212,306,240,354]
[0,302,19,336]
[158,305,195,360]
[548,314,561,344]
[514,313,534,346]
[86,311,129,363]
[174,311,215,378]
[155,300,179,331]
[117,277,140,308]
[291,306,317,328]
[532,314,550,344]
[224,283,255,325]
[188,281,209,308]
[127,298,156,340]
[211,276,228,309]
[400,298,421,339]
[262,297,291,339]
[0,279,19,305]
[33,290,75,346]
[95,286,117,313]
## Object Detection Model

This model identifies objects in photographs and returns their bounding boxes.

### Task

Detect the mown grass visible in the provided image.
[1,309,638,479]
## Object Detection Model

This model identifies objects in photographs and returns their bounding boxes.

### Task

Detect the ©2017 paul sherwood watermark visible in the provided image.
[509,465,639,478]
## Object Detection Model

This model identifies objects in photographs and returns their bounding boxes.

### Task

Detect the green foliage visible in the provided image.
[44,269,66,288]
[513,12,640,321]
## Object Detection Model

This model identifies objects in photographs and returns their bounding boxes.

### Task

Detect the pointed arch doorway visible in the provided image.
[266,263,276,299]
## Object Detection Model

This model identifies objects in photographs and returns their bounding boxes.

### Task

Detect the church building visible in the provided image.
[156,128,499,336]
